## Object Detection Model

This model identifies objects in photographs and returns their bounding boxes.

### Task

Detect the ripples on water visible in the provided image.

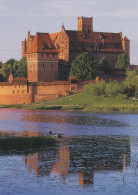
[0,109,138,195]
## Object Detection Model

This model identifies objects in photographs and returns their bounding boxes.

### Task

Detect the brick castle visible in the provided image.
[0,17,130,105]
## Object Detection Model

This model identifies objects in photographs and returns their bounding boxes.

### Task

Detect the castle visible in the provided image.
[22,16,130,81]
[0,17,130,105]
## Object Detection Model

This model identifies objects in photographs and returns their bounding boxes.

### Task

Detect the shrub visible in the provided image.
[105,81,124,97]
[85,80,106,96]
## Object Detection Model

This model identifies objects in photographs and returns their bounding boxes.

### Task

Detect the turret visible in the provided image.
[22,38,27,57]
[122,36,130,62]
[8,68,13,83]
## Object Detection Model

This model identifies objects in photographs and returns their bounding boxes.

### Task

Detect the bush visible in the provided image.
[85,80,106,96]
[105,81,124,97]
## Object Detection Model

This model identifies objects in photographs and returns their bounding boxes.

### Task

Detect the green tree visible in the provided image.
[69,52,96,81]
[123,68,138,96]
[0,57,27,82]
[116,53,129,70]
[16,56,27,78]
[99,56,111,73]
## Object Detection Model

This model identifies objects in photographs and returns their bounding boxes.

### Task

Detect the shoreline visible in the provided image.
[1,104,138,112]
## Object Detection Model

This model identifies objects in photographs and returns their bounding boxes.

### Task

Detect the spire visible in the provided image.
[62,24,65,32]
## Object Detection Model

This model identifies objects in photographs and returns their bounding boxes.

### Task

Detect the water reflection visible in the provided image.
[21,111,128,127]
[22,136,130,188]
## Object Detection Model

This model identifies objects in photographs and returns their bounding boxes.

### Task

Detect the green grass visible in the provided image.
[1,91,138,111]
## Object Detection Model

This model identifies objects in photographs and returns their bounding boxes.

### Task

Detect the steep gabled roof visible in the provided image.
[27,33,58,54]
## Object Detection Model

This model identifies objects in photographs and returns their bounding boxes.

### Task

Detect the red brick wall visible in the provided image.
[0,94,33,105]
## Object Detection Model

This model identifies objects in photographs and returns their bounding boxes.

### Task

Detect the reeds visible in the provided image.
[0,136,56,154]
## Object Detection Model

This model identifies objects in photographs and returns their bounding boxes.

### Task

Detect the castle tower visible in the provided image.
[122,36,130,62]
[77,16,93,32]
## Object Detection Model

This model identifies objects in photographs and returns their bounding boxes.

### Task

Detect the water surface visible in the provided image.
[0,109,138,195]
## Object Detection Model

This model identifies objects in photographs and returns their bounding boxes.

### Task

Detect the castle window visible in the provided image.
[43,64,44,68]
[41,54,43,57]
[53,54,55,57]
[13,91,14,94]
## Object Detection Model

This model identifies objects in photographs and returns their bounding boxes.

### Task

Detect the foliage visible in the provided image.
[105,81,124,97]
[116,53,129,70]
[123,68,138,96]
[69,52,96,81]
[0,56,27,82]
[85,80,106,96]
[99,56,111,73]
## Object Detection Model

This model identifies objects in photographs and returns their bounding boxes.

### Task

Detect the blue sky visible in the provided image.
[0,0,138,64]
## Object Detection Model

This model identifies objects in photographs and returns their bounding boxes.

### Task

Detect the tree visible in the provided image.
[69,52,96,81]
[123,68,138,96]
[17,56,27,78]
[0,57,27,82]
[116,53,129,71]
[99,56,111,73]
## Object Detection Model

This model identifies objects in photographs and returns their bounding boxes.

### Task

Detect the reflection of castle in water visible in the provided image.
[22,136,130,188]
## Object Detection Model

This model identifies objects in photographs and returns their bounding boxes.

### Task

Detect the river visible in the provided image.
[0,108,138,195]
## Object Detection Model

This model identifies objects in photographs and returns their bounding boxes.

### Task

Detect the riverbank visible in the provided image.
[1,91,138,112]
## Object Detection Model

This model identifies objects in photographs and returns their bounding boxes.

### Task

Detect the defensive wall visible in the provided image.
[0,78,87,105]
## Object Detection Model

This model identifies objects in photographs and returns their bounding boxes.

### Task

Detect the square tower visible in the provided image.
[77,16,93,32]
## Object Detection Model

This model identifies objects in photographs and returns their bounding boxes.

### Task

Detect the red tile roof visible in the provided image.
[27,33,58,54]
[128,65,138,71]
[66,31,124,52]
[12,77,28,84]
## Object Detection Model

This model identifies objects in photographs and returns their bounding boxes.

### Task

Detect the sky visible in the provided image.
[0,0,138,64]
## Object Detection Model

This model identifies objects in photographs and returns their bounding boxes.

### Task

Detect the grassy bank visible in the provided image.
[1,90,138,112]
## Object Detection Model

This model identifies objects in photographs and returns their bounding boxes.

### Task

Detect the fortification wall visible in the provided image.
[0,94,33,105]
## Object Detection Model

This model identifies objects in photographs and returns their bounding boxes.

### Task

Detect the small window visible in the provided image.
[41,54,43,57]
[53,54,55,57]
[43,64,44,68]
